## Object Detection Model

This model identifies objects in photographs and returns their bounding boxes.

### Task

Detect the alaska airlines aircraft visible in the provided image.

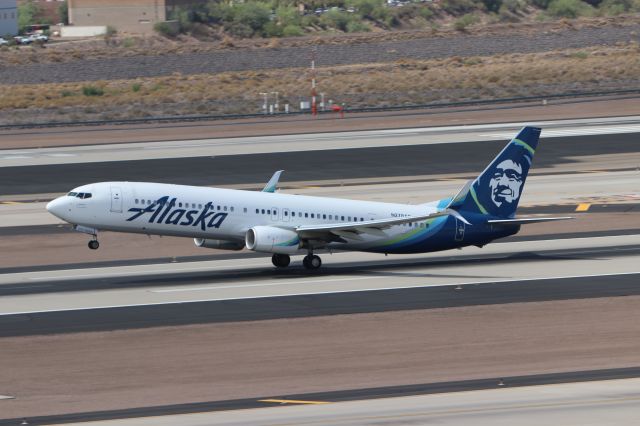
[46,126,569,269]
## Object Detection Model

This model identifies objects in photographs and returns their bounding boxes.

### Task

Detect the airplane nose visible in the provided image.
[46,196,69,219]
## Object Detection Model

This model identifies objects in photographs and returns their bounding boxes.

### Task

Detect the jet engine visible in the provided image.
[194,238,244,251]
[245,226,301,254]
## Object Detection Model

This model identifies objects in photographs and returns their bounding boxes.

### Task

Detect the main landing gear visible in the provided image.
[88,236,99,250]
[272,253,290,268]
[303,254,322,270]
[271,253,322,269]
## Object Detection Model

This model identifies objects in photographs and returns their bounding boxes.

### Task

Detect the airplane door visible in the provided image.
[271,207,279,222]
[454,218,465,242]
[110,186,123,213]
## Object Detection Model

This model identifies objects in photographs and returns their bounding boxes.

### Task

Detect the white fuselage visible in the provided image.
[47,181,444,253]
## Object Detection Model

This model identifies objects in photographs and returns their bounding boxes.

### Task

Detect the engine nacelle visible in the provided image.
[245,226,301,254]
[194,238,244,251]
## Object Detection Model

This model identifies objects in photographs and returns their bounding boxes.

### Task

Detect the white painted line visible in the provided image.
[152,276,375,293]
[1,271,638,317]
[0,395,15,400]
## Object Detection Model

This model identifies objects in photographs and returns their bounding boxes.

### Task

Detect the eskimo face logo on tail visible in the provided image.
[126,196,227,231]
[489,159,523,207]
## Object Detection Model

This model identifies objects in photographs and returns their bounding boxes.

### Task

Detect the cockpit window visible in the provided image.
[68,192,92,199]
[81,193,92,199]
[68,192,78,197]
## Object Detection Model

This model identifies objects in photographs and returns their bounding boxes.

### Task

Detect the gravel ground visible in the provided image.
[1,22,639,85]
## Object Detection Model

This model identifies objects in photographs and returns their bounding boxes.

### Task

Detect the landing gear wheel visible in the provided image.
[272,253,291,268]
[88,240,99,250]
[303,254,322,270]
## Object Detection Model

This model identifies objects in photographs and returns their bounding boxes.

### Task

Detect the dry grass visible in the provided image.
[0,15,637,68]
[0,44,638,124]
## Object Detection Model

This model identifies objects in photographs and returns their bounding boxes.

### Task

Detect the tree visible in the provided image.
[18,1,41,33]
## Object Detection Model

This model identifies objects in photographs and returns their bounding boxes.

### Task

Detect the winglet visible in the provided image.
[262,170,284,193]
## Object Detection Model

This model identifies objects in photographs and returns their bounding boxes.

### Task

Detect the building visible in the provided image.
[0,0,17,37]
[68,0,201,34]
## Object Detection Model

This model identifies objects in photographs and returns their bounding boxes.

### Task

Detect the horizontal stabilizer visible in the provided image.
[487,216,573,225]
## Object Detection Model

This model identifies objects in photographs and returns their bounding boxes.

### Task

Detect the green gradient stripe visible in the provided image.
[470,186,488,215]
[275,236,299,247]
[513,138,536,155]
[376,216,446,248]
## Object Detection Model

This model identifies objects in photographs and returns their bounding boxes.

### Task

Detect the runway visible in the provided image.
[0,113,638,423]
[41,377,640,426]
[1,118,639,196]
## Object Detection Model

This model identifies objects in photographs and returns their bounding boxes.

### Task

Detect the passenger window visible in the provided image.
[292,212,296,217]
[284,211,288,216]
[141,199,145,204]
[267,210,271,215]
[305,213,309,218]
[341,216,345,221]
[255,209,259,214]
[329,215,333,220]
[348,216,352,221]
[311,213,315,218]
[323,214,326,219]
[231,207,234,212]
[243,207,247,213]
[199,204,202,209]
[135,199,139,204]
[224,206,228,211]
[178,202,182,207]
[262,209,265,214]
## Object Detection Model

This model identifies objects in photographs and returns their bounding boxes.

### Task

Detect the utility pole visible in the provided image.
[311,48,317,116]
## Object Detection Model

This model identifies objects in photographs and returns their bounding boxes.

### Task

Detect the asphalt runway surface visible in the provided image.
[1,131,639,196]
[0,115,638,423]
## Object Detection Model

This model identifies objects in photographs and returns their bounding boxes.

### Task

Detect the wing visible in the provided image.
[262,170,284,193]
[295,208,468,242]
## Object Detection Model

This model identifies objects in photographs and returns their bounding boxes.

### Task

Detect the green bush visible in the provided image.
[282,24,305,36]
[321,9,352,31]
[346,20,371,32]
[234,3,271,32]
[82,86,104,97]
[454,13,478,30]
[599,0,637,13]
[132,83,142,92]
[60,90,74,97]
[546,0,595,17]
[154,21,179,37]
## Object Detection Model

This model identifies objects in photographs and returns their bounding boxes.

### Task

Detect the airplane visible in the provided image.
[46,126,571,270]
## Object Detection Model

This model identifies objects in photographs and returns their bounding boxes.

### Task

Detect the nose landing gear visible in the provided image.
[88,236,99,250]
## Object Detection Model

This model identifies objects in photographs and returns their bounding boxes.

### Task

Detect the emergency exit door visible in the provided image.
[110,186,122,213]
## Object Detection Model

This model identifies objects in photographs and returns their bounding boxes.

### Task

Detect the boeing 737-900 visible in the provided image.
[46,126,570,269]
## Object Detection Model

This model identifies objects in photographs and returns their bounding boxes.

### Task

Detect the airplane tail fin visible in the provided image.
[449,126,541,219]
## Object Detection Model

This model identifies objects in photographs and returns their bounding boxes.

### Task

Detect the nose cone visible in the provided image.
[46,196,69,220]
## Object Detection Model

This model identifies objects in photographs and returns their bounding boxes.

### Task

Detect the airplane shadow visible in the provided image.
[1,247,618,297]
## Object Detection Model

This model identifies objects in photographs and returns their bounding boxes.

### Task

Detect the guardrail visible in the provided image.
[1,88,639,130]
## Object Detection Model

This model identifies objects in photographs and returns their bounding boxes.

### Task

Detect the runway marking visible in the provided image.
[2,271,639,317]
[259,399,329,405]
[151,276,374,293]
[576,203,591,212]
[0,395,14,400]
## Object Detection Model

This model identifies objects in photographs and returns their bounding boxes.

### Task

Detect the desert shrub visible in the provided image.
[502,0,527,12]
[346,20,371,32]
[154,22,179,37]
[320,9,352,31]
[481,0,503,12]
[132,83,142,92]
[599,0,636,13]
[570,50,589,59]
[546,0,595,17]
[282,24,305,36]
[82,86,104,97]
[454,13,478,30]
[224,22,255,37]
[351,0,380,18]
[441,0,478,15]
[263,21,283,36]
[60,90,74,97]
[234,2,271,32]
